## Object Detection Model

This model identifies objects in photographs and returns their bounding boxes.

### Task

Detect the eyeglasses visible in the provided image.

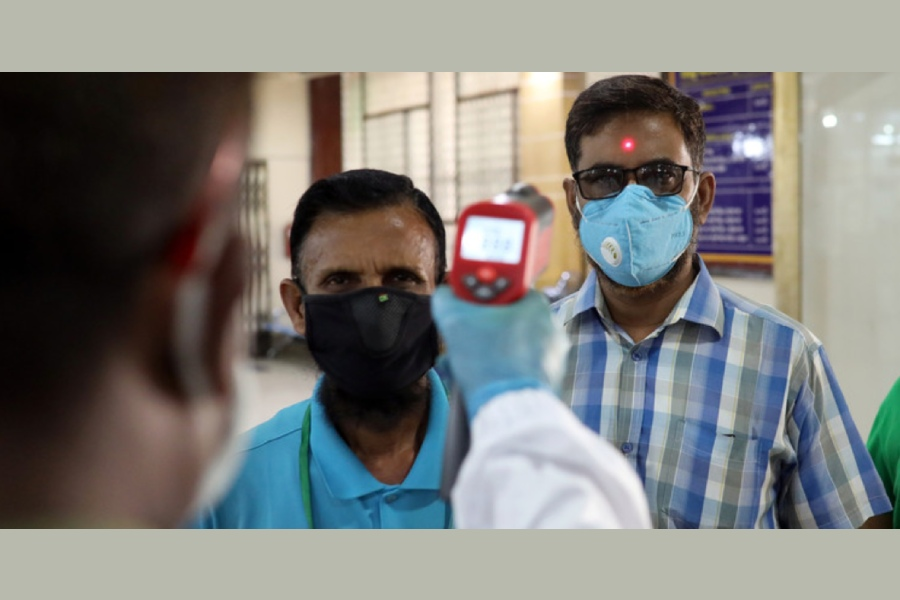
[572,162,699,200]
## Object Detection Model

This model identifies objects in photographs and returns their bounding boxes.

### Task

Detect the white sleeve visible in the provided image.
[450,388,652,529]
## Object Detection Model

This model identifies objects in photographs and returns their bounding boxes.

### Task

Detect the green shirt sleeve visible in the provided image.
[866,377,900,528]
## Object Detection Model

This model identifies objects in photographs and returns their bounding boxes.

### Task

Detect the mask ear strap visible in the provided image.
[168,128,246,400]
[682,173,702,210]
[573,187,588,220]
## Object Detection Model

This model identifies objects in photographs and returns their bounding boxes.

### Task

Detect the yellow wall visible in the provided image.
[518,72,587,290]
[772,72,801,321]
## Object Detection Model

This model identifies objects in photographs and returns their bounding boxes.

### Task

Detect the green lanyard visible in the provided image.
[299,405,314,529]
[299,403,453,529]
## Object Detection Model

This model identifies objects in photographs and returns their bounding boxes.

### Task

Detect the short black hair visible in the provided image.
[289,169,447,289]
[0,73,252,410]
[565,74,707,171]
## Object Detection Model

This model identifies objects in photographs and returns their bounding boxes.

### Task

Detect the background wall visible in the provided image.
[249,71,778,337]
[247,72,896,438]
[248,73,311,332]
[800,72,900,437]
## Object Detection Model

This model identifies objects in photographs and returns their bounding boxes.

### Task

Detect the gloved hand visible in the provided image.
[430,285,570,421]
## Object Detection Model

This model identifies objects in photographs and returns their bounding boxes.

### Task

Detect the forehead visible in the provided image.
[300,203,436,273]
[577,111,691,170]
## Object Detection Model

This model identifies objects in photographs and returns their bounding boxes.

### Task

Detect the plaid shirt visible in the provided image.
[552,259,890,528]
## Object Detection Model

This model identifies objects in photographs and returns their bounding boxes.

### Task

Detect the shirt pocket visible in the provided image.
[661,419,764,529]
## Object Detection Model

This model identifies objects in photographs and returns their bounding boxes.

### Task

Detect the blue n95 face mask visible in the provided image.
[575,184,697,288]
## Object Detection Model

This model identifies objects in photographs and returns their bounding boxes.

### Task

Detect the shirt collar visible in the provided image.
[566,267,602,325]
[565,256,724,339]
[310,369,448,500]
[673,256,725,336]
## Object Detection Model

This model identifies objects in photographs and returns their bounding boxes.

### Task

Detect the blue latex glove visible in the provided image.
[430,285,569,421]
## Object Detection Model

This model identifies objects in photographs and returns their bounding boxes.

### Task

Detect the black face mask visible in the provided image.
[303,286,439,399]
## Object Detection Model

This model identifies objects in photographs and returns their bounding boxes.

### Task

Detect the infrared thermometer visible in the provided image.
[450,183,554,305]
[439,183,555,502]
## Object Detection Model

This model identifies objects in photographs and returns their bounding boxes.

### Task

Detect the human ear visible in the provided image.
[696,172,716,225]
[163,120,248,400]
[280,278,307,337]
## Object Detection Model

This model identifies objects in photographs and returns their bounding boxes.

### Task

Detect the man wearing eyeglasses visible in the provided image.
[555,74,890,528]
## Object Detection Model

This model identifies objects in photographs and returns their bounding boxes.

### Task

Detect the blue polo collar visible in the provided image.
[309,369,449,500]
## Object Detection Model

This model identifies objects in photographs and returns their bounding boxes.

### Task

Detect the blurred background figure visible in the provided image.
[0,74,253,527]
[865,377,900,528]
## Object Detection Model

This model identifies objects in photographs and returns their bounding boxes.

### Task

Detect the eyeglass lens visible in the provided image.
[577,163,689,199]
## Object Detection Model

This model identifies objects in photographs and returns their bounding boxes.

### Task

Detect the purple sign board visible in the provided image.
[673,72,773,272]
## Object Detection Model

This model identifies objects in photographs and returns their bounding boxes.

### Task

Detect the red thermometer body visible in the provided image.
[450,183,554,305]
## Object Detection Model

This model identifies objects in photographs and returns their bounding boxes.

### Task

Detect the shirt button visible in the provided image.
[631,350,642,361]
[384,493,399,504]
[621,442,634,454]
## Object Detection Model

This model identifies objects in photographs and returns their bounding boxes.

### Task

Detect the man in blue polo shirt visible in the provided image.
[192,169,451,528]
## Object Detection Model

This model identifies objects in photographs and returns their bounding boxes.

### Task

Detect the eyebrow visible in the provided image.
[315,267,355,278]
[316,264,428,278]
[581,157,680,171]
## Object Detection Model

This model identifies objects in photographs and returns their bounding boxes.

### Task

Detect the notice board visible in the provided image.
[671,72,773,275]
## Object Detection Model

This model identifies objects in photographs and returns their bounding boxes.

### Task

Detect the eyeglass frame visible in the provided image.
[571,161,701,200]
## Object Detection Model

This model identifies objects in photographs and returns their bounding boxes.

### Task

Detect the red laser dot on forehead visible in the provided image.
[621,137,636,152]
